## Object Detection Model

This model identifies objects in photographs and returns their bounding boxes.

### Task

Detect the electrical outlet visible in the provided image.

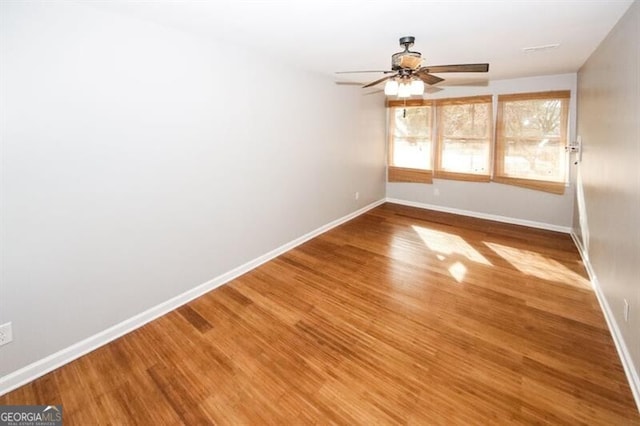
[0,322,13,347]
[354,192,359,200]
[623,299,629,322]
[434,188,440,196]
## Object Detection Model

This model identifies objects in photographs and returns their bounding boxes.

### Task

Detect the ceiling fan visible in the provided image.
[336,36,489,97]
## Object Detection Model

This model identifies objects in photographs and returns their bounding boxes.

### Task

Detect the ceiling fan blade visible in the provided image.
[421,63,490,73]
[414,71,445,85]
[363,73,398,88]
[439,78,489,87]
[364,88,385,96]
[335,70,395,74]
[425,86,444,94]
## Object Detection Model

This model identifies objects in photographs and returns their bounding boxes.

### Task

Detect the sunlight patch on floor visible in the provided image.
[411,225,492,266]
[484,242,590,288]
[448,261,467,283]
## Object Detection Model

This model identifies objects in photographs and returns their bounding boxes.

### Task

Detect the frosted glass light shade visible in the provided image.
[384,80,399,96]
[398,82,411,98]
[410,79,425,95]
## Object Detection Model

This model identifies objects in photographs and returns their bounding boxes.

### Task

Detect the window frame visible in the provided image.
[433,95,493,182]
[385,90,571,194]
[493,90,570,194]
[387,99,434,184]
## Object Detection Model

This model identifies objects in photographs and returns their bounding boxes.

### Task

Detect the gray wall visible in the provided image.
[387,74,578,228]
[574,0,639,389]
[0,2,386,377]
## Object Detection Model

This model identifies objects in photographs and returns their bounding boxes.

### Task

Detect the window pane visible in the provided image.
[441,139,490,174]
[503,99,562,138]
[391,106,431,170]
[393,107,431,138]
[497,93,568,185]
[442,103,490,138]
[393,138,431,169]
[502,137,564,180]
[437,102,491,175]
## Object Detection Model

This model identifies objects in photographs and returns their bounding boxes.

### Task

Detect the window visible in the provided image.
[434,96,492,181]
[386,90,571,194]
[387,99,433,183]
[494,91,570,194]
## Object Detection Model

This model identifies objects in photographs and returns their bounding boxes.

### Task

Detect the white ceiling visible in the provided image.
[94,0,633,84]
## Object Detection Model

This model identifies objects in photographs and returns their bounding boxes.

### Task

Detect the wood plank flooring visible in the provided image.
[1,203,638,424]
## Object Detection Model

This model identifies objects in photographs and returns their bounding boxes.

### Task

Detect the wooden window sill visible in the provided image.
[388,166,433,184]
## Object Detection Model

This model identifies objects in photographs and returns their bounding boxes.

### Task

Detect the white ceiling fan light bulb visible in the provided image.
[398,82,411,98]
[384,80,399,96]
[410,79,425,95]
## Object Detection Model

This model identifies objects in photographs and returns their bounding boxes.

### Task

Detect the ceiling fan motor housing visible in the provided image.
[399,36,415,47]
[392,36,422,70]
[392,52,422,70]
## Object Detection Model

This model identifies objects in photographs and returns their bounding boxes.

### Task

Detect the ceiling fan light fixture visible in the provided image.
[410,79,425,95]
[384,80,399,96]
[397,82,411,98]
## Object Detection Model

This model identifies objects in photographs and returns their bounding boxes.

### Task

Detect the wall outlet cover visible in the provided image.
[0,322,13,346]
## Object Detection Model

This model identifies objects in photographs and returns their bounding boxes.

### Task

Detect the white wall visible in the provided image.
[574,0,639,402]
[0,2,386,379]
[387,74,578,228]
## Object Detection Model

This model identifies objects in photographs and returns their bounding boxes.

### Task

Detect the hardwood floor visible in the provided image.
[1,203,638,424]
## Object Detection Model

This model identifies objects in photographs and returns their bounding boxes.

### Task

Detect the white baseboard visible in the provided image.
[0,198,386,397]
[386,198,572,233]
[570,232,640,412]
